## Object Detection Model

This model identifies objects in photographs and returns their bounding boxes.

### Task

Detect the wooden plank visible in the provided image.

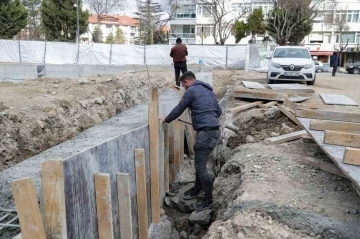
[265,130,307,144]
[151,87,159,103]
[148,102,160,223]
[324,130,360,148]
[116,173,133,239]
[300,157,346,178]
[258,101,278,108]
[41,160,67,239]
[230,88,310,102]
[242,81,265,89]
[179,88,185,164]
[278,105,302,127]
[183,109,195,156]
[164,124,170,192]
[297,118,360,195]
[310,120,360,134]
[174,120,181,173]
[95,173,114,239]
[320,94,358,106]
[268,83,315,93]
[227,101,264,114]
[11,178,46,239]
[343,147,360,166]
[283,98,297,111]
[287,96,310,103]
[296,109,360,123]
[135,149,149,239]
[168,122,175,183]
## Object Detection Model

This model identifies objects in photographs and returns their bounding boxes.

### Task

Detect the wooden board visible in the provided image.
[173,120,181,172]
[343,147,360,166]
[266,130,307,144]
[168,122,175,183]
[320,94,358,106]
[297,118,360,196]
[310,120,360,134]
[163,124,170,193]
[296,109,360,123]
[183,109,195,156]
[242,81,265,89]
[116,173,133,239]
[95,173,114,239]
[135,149,148,239]
[278,105,302,127]
[227,101,264,114]
[300,157,346,178]
[283,98,297,111]
[11,178,46,239]
[259,101,277,108]
[324,130,360,148]
[148,102,160,223]
[268,84,315,93]
[41,160,67,239]
[151,87,159,103]
[287,96,310,103]
[230,88,310,102]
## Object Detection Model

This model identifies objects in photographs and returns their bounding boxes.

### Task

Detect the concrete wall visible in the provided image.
[0,63,213,82]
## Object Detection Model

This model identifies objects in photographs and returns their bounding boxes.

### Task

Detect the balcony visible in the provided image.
[170,33,196,39]
[175,13,196,19]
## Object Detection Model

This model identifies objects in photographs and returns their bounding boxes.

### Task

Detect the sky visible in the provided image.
[83,0,146,17]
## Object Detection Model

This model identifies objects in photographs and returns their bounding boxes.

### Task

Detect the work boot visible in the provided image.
[195,199,214,212]
[183,187,201,200]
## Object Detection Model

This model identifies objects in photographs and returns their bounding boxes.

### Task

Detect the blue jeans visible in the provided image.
[194,130,220,200]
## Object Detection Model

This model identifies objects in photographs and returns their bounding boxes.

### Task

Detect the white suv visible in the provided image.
[267,46,316,85]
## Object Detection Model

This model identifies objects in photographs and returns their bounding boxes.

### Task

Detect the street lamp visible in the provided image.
[73,1,80,43]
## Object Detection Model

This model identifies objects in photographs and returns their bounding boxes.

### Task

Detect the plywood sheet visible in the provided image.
[297,118,360,195]
[242,81,265,89]
[320,94,358,106]
[268,84,315,93]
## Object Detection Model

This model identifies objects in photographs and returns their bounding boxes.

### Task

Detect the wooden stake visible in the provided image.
[173,120,181,172]
[95,173,114,239]
[310,120,360,134]
[324,130,360,148]
[227,101,264,114]
[135,149,149,239]
[278,105,302,127]
[41,160,67,239]
[148,102,160,223]
[116,173,133,239]
[11,178,46,239]
[343,147,360,166]
[265,130,307,144]
[164,124,170,193]
[168,122,176,183]
[151,87,159,103]
[183,109,195,156]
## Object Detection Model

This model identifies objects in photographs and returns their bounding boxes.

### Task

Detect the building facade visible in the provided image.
[81,14,140,44]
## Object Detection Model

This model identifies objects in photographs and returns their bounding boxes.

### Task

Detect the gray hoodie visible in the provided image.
[165,80,222,130]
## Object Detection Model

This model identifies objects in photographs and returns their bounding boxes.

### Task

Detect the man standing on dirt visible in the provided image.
[160,71,222,212]
[170,38,188,86]
[331,52,340,76]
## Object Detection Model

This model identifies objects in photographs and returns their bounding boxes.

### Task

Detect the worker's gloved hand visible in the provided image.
[159,117,166,123]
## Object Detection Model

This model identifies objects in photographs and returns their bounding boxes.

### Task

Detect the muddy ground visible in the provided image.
[1,70,360,238]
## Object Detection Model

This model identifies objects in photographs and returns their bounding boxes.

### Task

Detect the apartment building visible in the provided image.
[169,0,273,45]
[81,14,139,44]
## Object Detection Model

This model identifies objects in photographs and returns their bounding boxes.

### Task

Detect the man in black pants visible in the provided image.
[170,38,188,86]
[331,52,340,76]
[160,71,222,212]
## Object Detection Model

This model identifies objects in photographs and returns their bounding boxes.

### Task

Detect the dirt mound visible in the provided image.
[0,71,172,170]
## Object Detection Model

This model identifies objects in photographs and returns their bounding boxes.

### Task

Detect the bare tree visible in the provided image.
[267,0,324,45]
[85,0,127,21]
[193,0,250,45]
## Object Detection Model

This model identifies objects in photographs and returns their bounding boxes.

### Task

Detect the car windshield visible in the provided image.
[273,48,310,59]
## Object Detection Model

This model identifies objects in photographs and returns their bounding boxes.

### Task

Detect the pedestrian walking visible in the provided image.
[160,71,222,212]
[170,38,188,86]
[331,52,340,76]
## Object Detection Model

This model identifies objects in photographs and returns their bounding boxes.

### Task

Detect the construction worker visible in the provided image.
[170,38,188,86]
[160,71,222,212]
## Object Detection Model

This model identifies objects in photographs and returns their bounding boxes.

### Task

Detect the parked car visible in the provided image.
[313,60,324,73]
[346,63,360,74]
[266,46,316,85]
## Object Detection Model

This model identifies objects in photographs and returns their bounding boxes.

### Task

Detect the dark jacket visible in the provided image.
[165,81,222,130]
[331,55,339,66]
[170,43,188,63]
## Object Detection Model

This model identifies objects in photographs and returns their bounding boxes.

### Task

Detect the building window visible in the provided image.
[324,34,331,43]
[176,4,196,18]
[340,32,355,43]
[106,24,112,28]
[196,25,213,37]
[183,25,195,34]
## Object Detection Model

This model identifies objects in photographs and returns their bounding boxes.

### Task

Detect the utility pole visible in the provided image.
[74,0,80,43]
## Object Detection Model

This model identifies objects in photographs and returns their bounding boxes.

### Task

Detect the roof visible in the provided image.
[88,14,139,26]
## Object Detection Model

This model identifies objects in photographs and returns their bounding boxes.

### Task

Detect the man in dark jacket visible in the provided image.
[331,52,340,76]
[170,38,188,86]
[160,71,222,212]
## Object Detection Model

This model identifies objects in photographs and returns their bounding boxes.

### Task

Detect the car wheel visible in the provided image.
[306,75,316,85]
[316,68,322,73]
[353,68,360,74]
